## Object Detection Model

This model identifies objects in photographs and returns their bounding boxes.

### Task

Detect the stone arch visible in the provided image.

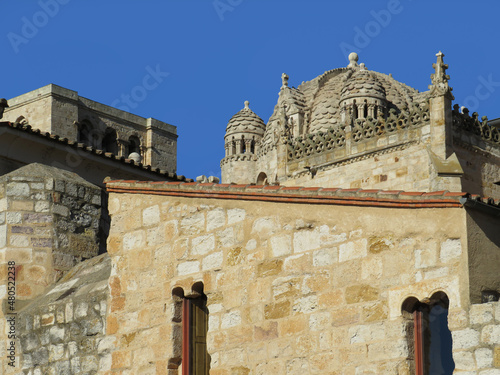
[170,282,210,374]
[401,291,454,375]
[128,135,141,156]
[15,115,29,125]
[102,128,118,154]
[256,172,268,185]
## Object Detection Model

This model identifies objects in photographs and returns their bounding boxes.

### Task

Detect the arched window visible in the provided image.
[78,121,92,145]
[171,282,209,375]
[128,135,141,156]
[231,137,236,155]
[402,292,454,375]
[102,128,118,154]
[256,172,268,185]
[352,100,358,119]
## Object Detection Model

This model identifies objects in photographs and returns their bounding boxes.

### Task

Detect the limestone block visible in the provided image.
[478,370,500,375]
[440,238,462,263]
[272,276,301,300]
[6,212,22,224]
[264,300,291,319]
[191,234,215,255]
[349,323,385,344]
[207,208,226,231]
[495,346,500,368]
[313,247,337,266]
[180,212,205,234]
[453,350,476,371]
[475,347,493,369]
[177,261,200,276]
[415,248,437,269]
[75,303,89,320]
[221,310,242,329]
[6,182,30,197]
[245,239,257,251]
[123,230,146,251]
[227,208,246,225]
[10,234,30,247]
[339,239,368,262]
[309,312,330,331]
[286,357,309,375]
[345,285,379,304]
[218,227,236,248]
[35,201,50,212]
[424,267,449,280]
[48,343,65,361]
[481,325,500,345]
[270,234,292,257]
[470,304,494,325]
[252,217,278,237]
[293,230,320,253]
[361,257,383,279]
[202,251,223,271]
[292,295,318,314]
[0,224,6,247]
[452,328,480,349]
[142,205,160,226]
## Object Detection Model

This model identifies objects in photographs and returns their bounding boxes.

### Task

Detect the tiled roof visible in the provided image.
[105,180,500,211]
[0,121,191,182]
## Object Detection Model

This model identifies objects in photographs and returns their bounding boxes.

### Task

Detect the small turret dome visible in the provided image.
[340,69,386,102]
[225,101,266,138]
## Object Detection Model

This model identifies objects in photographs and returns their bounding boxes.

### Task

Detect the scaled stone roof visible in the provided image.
[265,57,429,134]
[104,180,500,212]
[225,101,266,138]
[340,69,386,101]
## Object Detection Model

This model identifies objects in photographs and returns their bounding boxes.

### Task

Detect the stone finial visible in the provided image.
[281,73,289,88]
[359,63,367,71]
[429,51,454,99]
[0,98,9,120]
[244,100,250,109]
[348,52,359,68]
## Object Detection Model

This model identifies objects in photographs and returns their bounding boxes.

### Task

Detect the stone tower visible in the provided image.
[221,101,266,184]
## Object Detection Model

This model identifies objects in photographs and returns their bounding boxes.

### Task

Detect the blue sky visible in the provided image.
[1,1,499,180]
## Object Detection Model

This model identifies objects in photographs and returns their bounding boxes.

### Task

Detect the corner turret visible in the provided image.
[221,101,265,184]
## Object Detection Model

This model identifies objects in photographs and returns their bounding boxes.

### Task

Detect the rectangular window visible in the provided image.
[182,297,209,375]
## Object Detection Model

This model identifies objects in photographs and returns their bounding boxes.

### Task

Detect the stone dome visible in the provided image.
[305,61,422,132]
[340,68,386,102]
[225,101,266,138]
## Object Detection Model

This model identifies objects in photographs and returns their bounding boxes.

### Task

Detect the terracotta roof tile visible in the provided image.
[102,181,495,210]
[0,121,190,182]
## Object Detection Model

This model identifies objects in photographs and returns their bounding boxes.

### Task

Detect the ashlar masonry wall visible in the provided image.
[105,183,478,374]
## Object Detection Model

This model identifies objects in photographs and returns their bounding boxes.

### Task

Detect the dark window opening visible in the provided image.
[182,282,209,375]
[102,128,118,154]
[402,292,454,375]
[128,135,141,156]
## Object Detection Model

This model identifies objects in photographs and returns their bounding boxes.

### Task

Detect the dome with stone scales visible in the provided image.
[225,100,266,139]
[264,52,428,135]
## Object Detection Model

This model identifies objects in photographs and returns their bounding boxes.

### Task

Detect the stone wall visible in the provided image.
[3,84,178,172]
[0,164,102,300]
[105,183,478,374]
[451,302,500,373]
[0,164,103,372]
[284,142,432,191]
[15,254,111,375]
